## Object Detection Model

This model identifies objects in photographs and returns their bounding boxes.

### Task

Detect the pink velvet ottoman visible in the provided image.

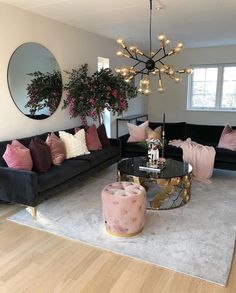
[101,181,146,237]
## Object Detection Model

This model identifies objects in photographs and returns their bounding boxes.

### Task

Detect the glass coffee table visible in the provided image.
[117,157,192,210]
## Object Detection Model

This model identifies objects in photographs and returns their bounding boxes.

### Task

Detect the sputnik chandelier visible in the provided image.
[115,0,193,95]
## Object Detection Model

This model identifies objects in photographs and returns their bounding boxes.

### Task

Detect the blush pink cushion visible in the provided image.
[46,132,66,165]
[218,124,236,151]
[77,124,102,151]
[2,140,33,171]
[127,120,149,143]
[101,182,146,236]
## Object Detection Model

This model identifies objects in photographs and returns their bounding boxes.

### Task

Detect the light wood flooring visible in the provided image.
[0,203,235,293]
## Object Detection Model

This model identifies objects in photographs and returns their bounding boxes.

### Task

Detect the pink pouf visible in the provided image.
[101,181,146,237]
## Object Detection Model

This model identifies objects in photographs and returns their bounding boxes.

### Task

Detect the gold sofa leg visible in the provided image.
[26,206,37,219]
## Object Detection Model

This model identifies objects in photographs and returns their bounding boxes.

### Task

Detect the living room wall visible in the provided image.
[148,45,236,125]
[0,2,147,140]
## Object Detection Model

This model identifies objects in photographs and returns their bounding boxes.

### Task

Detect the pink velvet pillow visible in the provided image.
[2,140,33,171]
[46,132,66,165]
[218,124,236,151]
[127,120,149,143]
[75,125,102,151]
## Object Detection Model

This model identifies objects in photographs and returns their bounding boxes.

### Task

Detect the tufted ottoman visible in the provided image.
[101,181,146,237]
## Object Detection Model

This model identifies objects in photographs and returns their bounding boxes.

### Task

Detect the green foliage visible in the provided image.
[25,70,62,115]
[62,64,137,124]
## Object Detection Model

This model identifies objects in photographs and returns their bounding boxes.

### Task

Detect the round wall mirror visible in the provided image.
[7,42,62,120]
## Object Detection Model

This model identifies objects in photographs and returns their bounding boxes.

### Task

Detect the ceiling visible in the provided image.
[2,0,236,50]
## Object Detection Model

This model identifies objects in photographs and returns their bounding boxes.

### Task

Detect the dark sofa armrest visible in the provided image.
[118,134,129,145]
[0,166,38,206]
[109,138,121,148]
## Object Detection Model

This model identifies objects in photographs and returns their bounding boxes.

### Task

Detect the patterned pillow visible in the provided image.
[46,132,66,165]
[2,140,33,171]
[59,130,90,159]
[218,124,236,151]
[127,120,149,143]
[29,137,52,172]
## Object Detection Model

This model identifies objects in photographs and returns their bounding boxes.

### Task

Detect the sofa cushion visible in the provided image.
[218,124,236,151]
[73,146,120,167]
[75,125,103,151]
[185,124,224,145]
[97,124,111,148]
[46,132,66,165]
[59,130,90,159]
[146,126,162,140]
[127,120,149,142]
[29,137,52,172]
[2,141,33,171]
[37,159,90,192]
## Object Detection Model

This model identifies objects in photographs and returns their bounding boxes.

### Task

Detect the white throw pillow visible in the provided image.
[59,130,90,159]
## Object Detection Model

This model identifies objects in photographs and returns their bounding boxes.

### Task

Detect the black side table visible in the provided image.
[116,114,148,138]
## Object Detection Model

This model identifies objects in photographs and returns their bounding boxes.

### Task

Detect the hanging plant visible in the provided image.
[25,70,62,115]
[62,63,137,125]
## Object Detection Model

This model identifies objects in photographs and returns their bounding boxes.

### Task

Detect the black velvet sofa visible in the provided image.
[0,127,121,216]
[119,121,236,171]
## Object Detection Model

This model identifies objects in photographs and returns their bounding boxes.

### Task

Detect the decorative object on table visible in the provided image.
[101,181,146,237]
[115,0,193,95]
[25,70,62,115]
[147,138,163,165]
[63,64,137,125]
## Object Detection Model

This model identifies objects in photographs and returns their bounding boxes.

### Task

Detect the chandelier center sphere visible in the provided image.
[146,59,155,71]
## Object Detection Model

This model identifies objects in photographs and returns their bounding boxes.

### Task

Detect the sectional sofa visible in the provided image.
[119,121,236,171]
[0,127,121,217]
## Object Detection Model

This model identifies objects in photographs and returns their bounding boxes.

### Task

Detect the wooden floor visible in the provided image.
[0,204,235,293]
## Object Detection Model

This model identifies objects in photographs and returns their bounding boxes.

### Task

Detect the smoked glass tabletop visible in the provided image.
[117,157,192,179]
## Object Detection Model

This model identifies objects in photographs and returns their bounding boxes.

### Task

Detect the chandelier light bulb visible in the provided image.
[144,89,151,95]
[174,76,181,83]
[168,67,175,75]
[116,50,123,56]
[158,34,166,41]
[115,67,121,73]
[186,68,193,74]
[117,38,126,48]
[158,79,164,93]
[174,47,182,53]
[177,42,184,48]
[129,67,137,74]
[129,46,137,52]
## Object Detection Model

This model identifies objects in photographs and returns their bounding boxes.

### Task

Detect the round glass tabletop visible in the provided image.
[117,157,192,180]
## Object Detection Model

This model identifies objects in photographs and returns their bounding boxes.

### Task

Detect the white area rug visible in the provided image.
[9,165,236,286]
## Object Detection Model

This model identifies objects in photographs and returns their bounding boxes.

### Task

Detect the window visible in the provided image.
[98,57,109,71]
[187,64,236,111]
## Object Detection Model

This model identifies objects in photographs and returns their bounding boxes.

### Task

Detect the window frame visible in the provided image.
[187,63,236,112]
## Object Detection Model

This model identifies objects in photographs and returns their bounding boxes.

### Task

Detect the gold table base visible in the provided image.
[117,170,192,210]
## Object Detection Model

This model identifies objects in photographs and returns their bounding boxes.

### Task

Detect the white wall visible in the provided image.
[148,45,236,125]
[0,2,147,140]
